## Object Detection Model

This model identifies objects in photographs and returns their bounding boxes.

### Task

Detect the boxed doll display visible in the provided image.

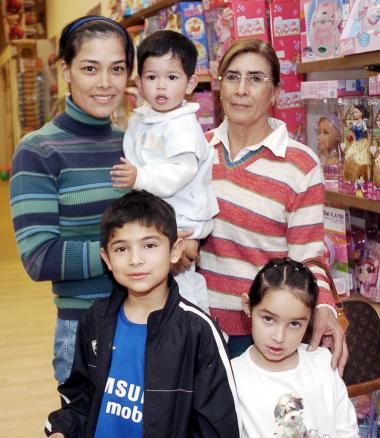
[301,0,343,62]
[339,97,372,197]
[301,95,343,189]
[350,211,380,302]
[367,98,380,200]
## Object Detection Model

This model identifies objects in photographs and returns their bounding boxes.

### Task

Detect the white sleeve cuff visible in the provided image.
[316,303,338,319]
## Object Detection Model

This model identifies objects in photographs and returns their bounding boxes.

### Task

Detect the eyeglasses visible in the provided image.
[219,72,273,86]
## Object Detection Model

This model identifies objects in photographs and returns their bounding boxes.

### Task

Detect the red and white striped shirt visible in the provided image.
[199,118,334,335]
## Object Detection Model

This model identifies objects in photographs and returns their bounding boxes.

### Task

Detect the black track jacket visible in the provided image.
[45,276,241,437]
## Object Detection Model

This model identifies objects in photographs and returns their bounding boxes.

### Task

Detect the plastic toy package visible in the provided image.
[340,0,380,55]
[338,97,372,198]
[323,206,351,298]
[367,98,380,200]
[193,91,217,132]
[203,0,269,79]
[301,0,343,62]
[347,211,380,302]
[301,97,343,189]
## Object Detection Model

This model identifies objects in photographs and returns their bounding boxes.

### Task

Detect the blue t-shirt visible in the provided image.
[95,307,147,437]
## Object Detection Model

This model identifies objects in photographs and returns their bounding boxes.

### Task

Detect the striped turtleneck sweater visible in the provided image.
[10,97,128,319]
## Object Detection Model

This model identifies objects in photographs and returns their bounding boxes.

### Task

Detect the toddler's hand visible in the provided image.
[111,157,137,188]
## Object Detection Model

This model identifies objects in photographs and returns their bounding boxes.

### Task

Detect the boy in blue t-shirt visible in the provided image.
[45,190,241,438]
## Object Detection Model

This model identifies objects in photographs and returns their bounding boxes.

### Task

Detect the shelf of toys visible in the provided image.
[119,0,306,141]
[298,50,380,74]
[326,191,380,214]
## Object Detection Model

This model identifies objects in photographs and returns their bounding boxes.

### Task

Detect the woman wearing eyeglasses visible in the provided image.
[196,38,347,373]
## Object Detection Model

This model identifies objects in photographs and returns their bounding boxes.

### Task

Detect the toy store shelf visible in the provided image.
[325,191,380,214]
[120,0,178,27]
[297,50,380,74]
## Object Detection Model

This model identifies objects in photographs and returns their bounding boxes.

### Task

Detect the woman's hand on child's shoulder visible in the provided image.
[307,306,348,376]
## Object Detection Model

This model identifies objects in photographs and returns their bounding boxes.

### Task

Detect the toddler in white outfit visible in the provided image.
[111,30,218,313]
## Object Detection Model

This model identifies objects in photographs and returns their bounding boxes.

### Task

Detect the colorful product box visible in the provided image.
[323,206,350,298]
[194,91,217,132]
[340,0,380,55]
[203,0,269,78]
[275,76,305,143]
[176,2,209,74]
[300,79,368,99]
[338,97,372,198]
[269,1,303,80]
[367,98,380,200]
[368,75,380,96]
[301,0,344,62]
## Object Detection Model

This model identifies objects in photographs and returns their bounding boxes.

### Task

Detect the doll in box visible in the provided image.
[342,103,372,188]
[371,104,380,189]
[317,114,342,166]
[317,114,343,190]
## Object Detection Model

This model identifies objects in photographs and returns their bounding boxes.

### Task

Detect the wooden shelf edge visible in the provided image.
[120,0,177,27]
[297,50,380,74]
[325,191,380,214]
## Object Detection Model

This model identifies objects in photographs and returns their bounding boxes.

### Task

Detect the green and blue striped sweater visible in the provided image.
[10,97,128,319]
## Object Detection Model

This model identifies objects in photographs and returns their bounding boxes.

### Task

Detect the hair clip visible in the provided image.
[294,267,299,271]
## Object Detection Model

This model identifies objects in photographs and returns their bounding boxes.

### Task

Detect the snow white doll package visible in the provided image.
[339,98,372,198]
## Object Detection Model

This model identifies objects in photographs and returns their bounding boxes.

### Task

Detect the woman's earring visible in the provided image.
[220,95,223,101]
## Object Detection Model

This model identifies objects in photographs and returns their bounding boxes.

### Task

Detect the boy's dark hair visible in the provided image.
[137,30,198,77]
[101,190,177,249]
[248,258,318,311]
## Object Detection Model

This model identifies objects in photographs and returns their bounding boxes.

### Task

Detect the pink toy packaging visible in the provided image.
[340,0,380,55]
[301,0,343,62]
[338,97,372,197]
[269,1,303,82]
[367,97,380,200]
[323,206,351,297]
[204,7,233,79]
[353,213,380,302]
[193,91,217,132]
[203,0,269,78]
[347,212,366,296]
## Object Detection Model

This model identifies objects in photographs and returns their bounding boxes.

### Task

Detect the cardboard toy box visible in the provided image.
[269,1,303,81]
[176,2,210,74]
[301,0,343,62]
[340,0,380,55]
[338,97,372,198]
[323,206,351,298]
[367,98,380,200]
[203,0,269,78]
[194,91,217,132]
